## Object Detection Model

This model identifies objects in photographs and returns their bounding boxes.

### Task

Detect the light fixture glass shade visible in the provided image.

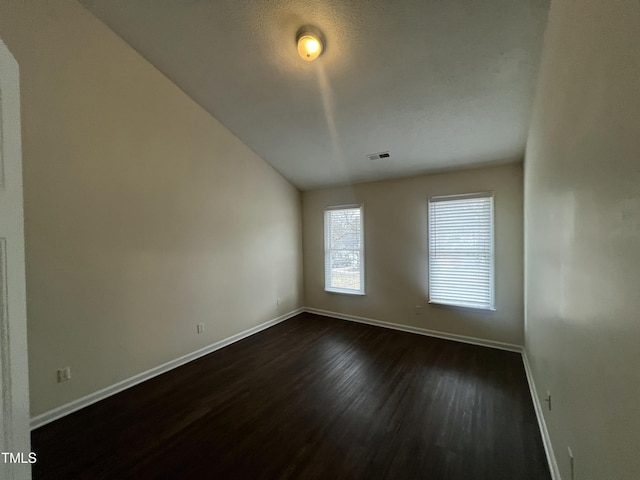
[297,33,323,61]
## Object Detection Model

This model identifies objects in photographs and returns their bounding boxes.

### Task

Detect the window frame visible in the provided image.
[427,192,495,311]
[324,204,365,295]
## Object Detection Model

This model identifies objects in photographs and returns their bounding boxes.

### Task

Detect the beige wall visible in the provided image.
[303,163,524,345]
[524,0,640,479]
[0,0,303,417]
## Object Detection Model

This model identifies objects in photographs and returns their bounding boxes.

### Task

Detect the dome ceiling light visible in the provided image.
[296,28,323,62]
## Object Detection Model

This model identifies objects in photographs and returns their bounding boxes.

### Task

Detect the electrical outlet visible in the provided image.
[544,391,552,411]
[415,305,423,315]
[57,367,71,383]
[197,323,205,334]
[277,298,281,306]
[568,446,574,480]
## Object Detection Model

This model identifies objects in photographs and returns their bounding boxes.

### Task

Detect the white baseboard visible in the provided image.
[521,349,561,480]
[30,308,304,430]
[31,305,560,480]
[304,307,523,352]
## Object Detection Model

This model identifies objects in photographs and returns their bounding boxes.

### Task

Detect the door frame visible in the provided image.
[0,36,31,480]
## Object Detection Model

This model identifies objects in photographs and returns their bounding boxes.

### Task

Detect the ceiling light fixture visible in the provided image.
[297,29,323,61]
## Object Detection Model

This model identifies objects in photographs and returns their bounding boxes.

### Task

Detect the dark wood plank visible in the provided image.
[31,313,550,480]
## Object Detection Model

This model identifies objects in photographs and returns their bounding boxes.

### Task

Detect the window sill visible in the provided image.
[325,288,365,296]
[428,300,495,312]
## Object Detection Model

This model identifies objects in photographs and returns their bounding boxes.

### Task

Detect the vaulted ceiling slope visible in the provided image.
[79,0,549,190]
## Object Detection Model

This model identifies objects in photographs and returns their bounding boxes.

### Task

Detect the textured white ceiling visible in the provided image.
[79,0,549,190]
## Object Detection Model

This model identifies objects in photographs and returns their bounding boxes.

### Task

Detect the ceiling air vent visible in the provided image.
[366,151,390,161]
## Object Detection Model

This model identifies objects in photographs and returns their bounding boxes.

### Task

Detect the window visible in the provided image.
[324,205,364,295]
[428,192,494,310]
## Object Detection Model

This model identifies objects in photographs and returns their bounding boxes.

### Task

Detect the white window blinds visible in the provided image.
[324,206,364,295]
[428,192,494,310]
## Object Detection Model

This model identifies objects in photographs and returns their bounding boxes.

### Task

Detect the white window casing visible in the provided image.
[324,205,365,295]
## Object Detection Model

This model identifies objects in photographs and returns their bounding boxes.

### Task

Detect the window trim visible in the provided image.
[324,204,365,295]
[427,192,495,311]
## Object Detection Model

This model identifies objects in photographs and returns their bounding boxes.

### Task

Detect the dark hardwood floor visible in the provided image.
[31,313,550,480]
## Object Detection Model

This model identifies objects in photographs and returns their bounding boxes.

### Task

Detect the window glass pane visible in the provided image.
[328,250,361,291]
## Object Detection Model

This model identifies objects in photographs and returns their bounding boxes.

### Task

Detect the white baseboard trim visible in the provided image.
[30,305,560,480]
[521,349,561,480]
[304,307,522,353]
[30,308,304,430]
